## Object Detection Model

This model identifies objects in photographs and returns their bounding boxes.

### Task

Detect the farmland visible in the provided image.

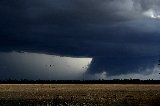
[0,84,160,105]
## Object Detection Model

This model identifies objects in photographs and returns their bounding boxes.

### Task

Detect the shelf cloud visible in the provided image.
[1,0,160,77]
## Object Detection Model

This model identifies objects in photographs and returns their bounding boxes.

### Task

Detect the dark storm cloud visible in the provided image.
[1,0,160,75]
[87,56,157,75]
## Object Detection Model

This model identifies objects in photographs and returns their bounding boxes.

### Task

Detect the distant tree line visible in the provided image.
[0,79,159,84]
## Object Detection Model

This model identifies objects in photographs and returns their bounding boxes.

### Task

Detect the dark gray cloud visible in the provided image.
[87,56,157,75]
[1,0,160,76]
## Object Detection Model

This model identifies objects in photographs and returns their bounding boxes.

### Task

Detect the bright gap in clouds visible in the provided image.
[144,9,160,19]
[0,52,92,80]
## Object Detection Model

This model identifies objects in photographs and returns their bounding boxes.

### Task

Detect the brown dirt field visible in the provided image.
[0,84,160,105]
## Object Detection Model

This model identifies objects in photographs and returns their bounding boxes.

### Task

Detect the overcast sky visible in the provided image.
[1,0,160,80]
